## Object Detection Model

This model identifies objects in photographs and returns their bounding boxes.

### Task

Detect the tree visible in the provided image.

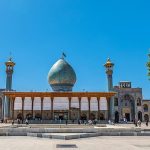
[147,52,150,79]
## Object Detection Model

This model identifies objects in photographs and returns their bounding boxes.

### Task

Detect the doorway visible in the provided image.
[115,111,119,123]
[54,112,68,120]
[138,111,142,121]
[125,113,130,121]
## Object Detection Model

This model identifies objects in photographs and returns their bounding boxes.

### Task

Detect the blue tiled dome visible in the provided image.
[48,58,76,91]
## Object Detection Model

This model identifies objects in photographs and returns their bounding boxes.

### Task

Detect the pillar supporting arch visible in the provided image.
[88,97,91,119]
[51,97,54,120]
[22,97,25,121]
[97,97,100,120]
[41,97,44,120]
[69,97,71,120]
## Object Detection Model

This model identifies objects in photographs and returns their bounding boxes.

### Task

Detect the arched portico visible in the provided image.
[3,91,116,122]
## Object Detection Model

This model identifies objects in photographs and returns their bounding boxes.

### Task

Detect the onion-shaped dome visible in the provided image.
[48,58,76,91]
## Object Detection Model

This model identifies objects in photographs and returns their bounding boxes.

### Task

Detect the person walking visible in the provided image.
[12,120,14,125]
[25,118,29,125]
[65,119,68,125]
[137,120,141,127]
[146,120,149,127]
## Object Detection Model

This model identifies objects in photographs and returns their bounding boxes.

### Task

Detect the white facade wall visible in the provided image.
[24,97,32,110]
[81,97,88,110]
[71,97,79,108]
[43,97,51,110]
[14,97,22,110]
[100,97,107,110]
[13,96,108,111]
[90,97,98,111]
[53,97,69,110]
[33,97,41,110]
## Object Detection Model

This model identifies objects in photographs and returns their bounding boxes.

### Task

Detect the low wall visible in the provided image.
[0,127,150,136]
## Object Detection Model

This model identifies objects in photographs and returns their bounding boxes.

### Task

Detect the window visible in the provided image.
[137,98,141,106]
[143,104,148,112]
[114,98,118,106]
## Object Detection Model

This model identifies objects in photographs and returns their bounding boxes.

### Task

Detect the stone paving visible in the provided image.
[0,123,150,149]
[0,136,150,150]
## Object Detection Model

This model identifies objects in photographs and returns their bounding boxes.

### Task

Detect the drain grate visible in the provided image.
[56,144,77,148]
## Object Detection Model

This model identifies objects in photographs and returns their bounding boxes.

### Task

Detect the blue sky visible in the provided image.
[0,0,150,98]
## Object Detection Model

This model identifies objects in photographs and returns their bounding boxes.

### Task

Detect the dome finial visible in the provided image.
[61,52,66,59]
[9,51,12,61]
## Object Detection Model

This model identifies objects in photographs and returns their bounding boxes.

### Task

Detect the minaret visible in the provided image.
[104,58,114,120]
[4,57,15,121]
[104,58,114,91]
[5,57,15,91]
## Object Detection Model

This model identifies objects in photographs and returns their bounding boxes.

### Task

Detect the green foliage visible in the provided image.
[147,52,150,78]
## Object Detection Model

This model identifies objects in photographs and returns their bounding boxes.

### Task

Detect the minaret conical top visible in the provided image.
[5,57,15,67]
[104,58,114,68]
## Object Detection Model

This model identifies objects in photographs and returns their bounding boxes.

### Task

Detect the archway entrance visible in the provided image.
[125,113,130,122]
[35,113,41,120]
[80,113,87,120]
[54,112,68,120]
[99,113,105,120]
[17,113,23,120]
[138,111,142,121]
[144,114,149,122]
[90,113,96,120]
[115,111,119,123]
[26,113,32,120]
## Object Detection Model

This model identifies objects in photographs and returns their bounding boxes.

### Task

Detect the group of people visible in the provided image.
[134,119,141,127]
[77,119,97,125]
[134,119,149,127]
[59,119,97,125]
[12,118,29,125]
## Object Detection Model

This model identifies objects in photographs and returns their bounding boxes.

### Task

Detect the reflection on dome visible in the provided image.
[48,58,76,92]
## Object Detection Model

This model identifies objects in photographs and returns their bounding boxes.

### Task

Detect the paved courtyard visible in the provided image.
[0,136,150,150]
[0,122,150,129]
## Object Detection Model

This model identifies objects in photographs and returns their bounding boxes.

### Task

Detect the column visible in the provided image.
[22,97,25,122]
[134,97,137,120]
[110,96,115,120]
[107,98,110,120]
[88,97,91,119]
[31,97,34,119]
[4,96,10,121]
[9,97,13,119]
[41,97,44,120]
[97,97,100,120]
[79,97,81,119]
[51,97,54,120]
[12,97,15,120]
[69,97,71,120]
